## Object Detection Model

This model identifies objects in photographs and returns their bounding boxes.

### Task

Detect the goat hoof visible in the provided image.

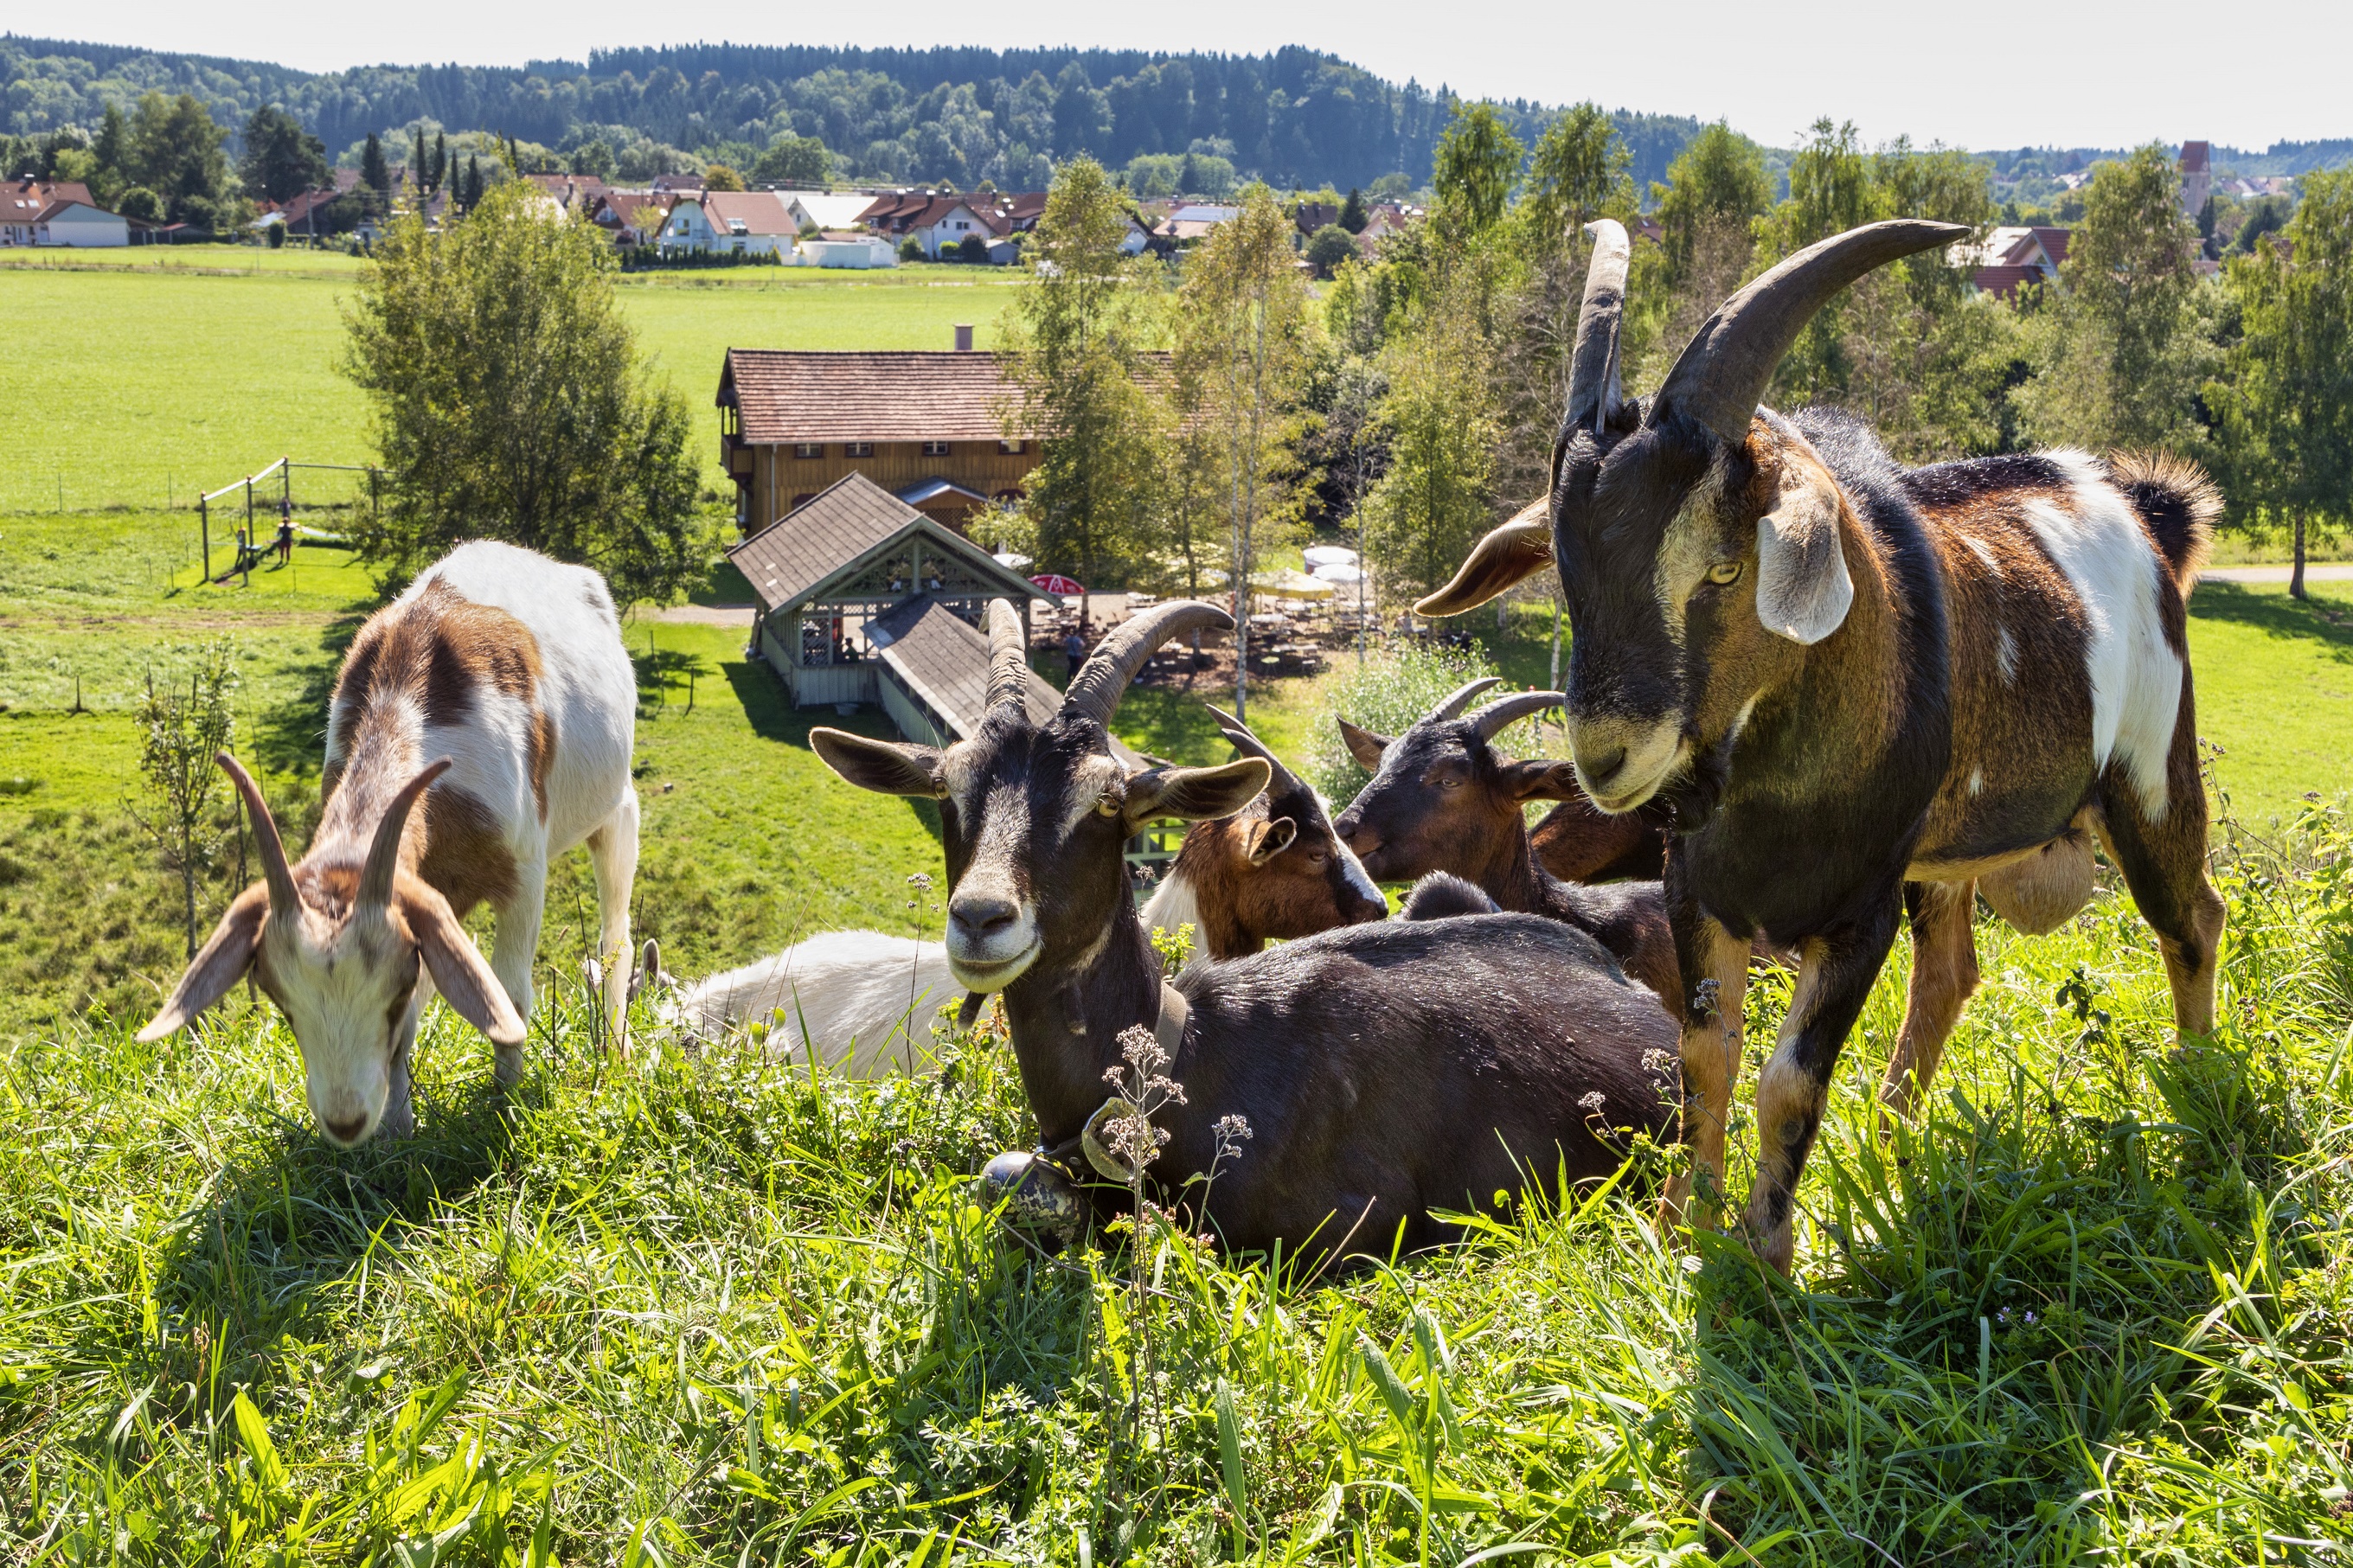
[976,1151,1083,1234]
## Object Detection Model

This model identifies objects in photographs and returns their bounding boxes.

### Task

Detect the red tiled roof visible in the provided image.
[3,178,94,220]
[2180,140,2210,172]
[722,349,1024,444]
[701,190,800,236]
[1972,265,2045,300]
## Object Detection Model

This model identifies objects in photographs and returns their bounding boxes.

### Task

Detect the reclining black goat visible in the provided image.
[811,599,1679,1261]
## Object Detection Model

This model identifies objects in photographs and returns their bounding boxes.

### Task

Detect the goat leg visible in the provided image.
[1658,885,1749,1241]
[1744,893,1902,1274]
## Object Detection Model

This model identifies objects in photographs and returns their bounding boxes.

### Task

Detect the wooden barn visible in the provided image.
[716,345,1040,535]
[728,473,1101,753]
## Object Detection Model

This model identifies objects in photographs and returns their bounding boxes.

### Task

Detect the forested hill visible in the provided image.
[0,35,1705,191]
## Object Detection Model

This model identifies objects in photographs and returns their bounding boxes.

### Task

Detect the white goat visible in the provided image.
[139,541,640,1144]
[664,931,960,1076]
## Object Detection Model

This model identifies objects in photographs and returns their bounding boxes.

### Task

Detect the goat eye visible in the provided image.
[1707,560,1744,586]
[1094,795,1121,818]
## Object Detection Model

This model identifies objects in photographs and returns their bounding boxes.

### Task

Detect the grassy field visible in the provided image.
[0,259,1023,513]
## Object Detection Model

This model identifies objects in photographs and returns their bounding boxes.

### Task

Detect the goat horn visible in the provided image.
[1203,702,1297,797]
[984,598,1031,715]
[1562,219,1631,439]
[359,757,452,912]
[1061,600,1233,729]
[1649,219,1970,446]
[1429,676,1503,723]
[1466,690,1564,742]
[217,751,301,920]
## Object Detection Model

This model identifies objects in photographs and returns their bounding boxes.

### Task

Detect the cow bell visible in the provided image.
[976,1150,1084,1234]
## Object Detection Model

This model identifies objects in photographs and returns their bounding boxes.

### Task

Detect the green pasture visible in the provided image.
[0,261,1023,513]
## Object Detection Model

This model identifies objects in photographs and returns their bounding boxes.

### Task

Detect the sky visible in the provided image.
[43,0,2353,153]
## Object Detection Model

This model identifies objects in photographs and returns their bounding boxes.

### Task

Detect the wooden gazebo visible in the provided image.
[728,472,1060,725]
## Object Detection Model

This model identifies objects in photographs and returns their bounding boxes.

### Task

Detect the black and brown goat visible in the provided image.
[1332,678,1683,1018]
[811,599,1678,1261]
[1420,217,2227,1272]
[1140,703,1389,962]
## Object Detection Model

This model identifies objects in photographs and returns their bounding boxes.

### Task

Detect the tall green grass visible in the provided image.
[5,805,2350,1563]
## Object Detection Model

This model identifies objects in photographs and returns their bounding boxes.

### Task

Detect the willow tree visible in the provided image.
[341,181,702,604]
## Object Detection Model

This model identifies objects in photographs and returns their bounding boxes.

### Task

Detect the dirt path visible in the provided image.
[2199,565,2353,584]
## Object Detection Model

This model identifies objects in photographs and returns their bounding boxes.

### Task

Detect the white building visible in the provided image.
[1,179,126,246]
[795,233,900,269]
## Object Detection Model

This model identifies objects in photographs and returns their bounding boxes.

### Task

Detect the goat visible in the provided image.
[1531,791,1670,884]
[1334,678,1683,1019]
[1140,702,1388,963]
[810,598,1679,1261]
[667,711,1386,1066]
[1418,217,2224,1272]
[139,541,640,1145]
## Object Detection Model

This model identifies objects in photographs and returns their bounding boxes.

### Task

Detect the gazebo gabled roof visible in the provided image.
[726,471,1051,617]
[870,594,1144,767]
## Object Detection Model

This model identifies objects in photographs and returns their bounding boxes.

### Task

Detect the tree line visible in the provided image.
[3,35,1706,195]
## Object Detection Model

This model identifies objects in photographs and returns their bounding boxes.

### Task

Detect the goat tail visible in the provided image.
[2109,451,2221,587]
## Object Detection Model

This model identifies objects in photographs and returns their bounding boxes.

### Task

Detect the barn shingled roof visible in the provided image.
[724,471,1048,618]
[721,349,1023,444]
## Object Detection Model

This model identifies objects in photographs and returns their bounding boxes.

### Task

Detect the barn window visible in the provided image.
[921,440,952,457]
[843,441,875,458]
[794,443,824,459]
[997,439,1024,454]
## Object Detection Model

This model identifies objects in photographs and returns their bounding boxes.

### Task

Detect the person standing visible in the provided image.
[1062,626,1087,684]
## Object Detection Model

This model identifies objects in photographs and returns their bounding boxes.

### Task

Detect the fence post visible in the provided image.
[200,494,209,584]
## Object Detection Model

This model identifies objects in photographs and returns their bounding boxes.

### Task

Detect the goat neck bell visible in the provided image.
[976,1150,1084,1234]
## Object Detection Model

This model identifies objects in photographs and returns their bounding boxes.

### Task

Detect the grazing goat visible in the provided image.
[1531,791,1670,884]
[1419,217,2224,1271]
[668,710,1386,1066]
[1140,703,1388,963]
[811,598,1678,1260]
[140,541,640,1145]
[1334,678,1683,1018]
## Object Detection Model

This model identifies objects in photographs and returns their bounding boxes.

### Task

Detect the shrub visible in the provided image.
[899,235,924,262]
[1305,221,1357,276]
[957,234,990,263]
[1309,639,1501,804]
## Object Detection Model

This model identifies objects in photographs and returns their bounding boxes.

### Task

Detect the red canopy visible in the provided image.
[1029,573,1085,597]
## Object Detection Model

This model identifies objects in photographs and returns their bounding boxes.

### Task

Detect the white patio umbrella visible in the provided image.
[1301,545,1359,568]
[1310,562,1364,585]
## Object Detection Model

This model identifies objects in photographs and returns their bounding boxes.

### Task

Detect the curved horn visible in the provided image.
[1562,219,1631,437]
[217,752,300,919]
[1649,219,1970,446]
[1429,675,1503,723]
[1203,702,1298,797]
[359,758,452,912]
[1062,600,1234,728]
[984,598,1031,715]
[1467,690,1564,742]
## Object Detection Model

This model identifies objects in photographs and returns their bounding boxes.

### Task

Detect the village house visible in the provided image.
[0,179,127,246]
[661,190,798,255]
[716,342,1038,534]
[1959,226,2072,300]
[777,190,877,231]
[589,189,675,246]
[856,189,1044,260]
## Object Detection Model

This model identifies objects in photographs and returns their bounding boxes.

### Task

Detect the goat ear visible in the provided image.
[1754,436,1854,646]
[1497,758,1587,803]
[1337,719,1392,772]
[1124,758,1271,829]
[138,883,271,1041]
[811,726,946,797]
[1241,816,1298,865]
[401,879,525,1046]
[1414,499,1553,618]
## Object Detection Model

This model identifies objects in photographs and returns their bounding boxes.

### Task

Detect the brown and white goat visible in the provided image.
[1420,218,2226,1272]
[811,599,1678,1261]
[1332,678,1683,1018]
[1140,703,1388,963]
[140,541,641,1145]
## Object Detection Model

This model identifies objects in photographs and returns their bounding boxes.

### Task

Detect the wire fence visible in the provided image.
[189,458,381,585]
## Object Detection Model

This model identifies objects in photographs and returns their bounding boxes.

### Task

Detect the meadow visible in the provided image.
[0,253,1022,513]
[4,250,2353,1563]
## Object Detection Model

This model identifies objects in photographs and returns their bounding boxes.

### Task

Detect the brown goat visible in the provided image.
[1332,679,1683,1019]
[1420,218,2225,1272]
[1142,705,1388,961]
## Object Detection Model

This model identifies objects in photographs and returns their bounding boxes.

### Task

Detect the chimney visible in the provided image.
[953,323,974,352]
